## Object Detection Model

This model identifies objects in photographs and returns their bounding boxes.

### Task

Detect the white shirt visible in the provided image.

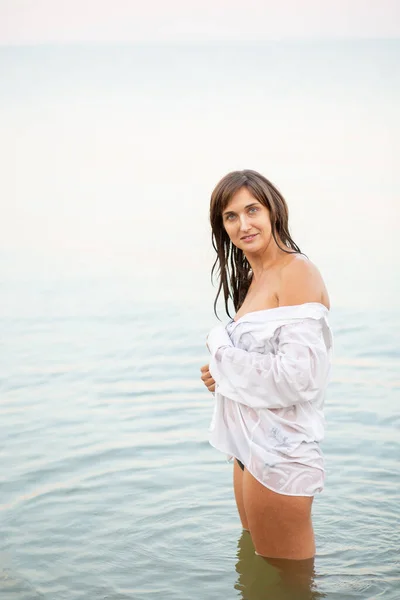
[207,302,333,496]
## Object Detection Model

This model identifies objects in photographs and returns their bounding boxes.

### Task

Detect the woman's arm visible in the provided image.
[208,317,331,409]
[208,259,331,409]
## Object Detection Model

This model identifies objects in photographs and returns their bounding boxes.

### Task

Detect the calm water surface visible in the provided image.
[1,280,399,599]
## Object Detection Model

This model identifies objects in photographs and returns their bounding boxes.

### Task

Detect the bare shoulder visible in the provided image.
[277,254,330,309]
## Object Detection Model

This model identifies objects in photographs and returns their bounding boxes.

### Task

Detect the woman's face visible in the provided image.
[222,187,272,253]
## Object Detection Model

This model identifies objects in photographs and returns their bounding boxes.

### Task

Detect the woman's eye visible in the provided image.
[248,207,258,214]
[226,214,236,221]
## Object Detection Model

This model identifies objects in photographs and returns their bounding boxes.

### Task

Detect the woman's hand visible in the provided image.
[200,364,216,393]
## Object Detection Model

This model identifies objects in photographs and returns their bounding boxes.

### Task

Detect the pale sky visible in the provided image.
[1,5,399,311]
[1,39,399,307]
[0,0,399,45]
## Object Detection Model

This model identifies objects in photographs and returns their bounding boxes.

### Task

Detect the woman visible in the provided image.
[200,169,332,561]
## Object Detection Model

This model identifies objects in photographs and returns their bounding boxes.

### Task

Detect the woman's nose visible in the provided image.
[239,214,251,231]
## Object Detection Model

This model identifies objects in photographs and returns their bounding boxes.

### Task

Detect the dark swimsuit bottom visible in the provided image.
[236,459,245,471]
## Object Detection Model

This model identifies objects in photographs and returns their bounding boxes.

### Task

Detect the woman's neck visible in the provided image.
[246,240,287,281]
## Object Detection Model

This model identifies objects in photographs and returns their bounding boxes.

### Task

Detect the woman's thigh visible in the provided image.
[242,468,315,560]
[233,459,249,531]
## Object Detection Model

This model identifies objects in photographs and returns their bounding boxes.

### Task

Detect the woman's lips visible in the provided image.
[241,234,258,242]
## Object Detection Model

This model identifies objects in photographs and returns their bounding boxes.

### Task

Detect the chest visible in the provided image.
[235,273,280,321]
[227,319,283,354]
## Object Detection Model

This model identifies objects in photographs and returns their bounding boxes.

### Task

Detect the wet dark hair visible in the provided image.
[210,169,302,318]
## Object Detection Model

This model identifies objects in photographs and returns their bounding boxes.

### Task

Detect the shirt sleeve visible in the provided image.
[207,318,331,409]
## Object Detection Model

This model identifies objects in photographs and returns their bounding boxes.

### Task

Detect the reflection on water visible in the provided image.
[235,531,326,600]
